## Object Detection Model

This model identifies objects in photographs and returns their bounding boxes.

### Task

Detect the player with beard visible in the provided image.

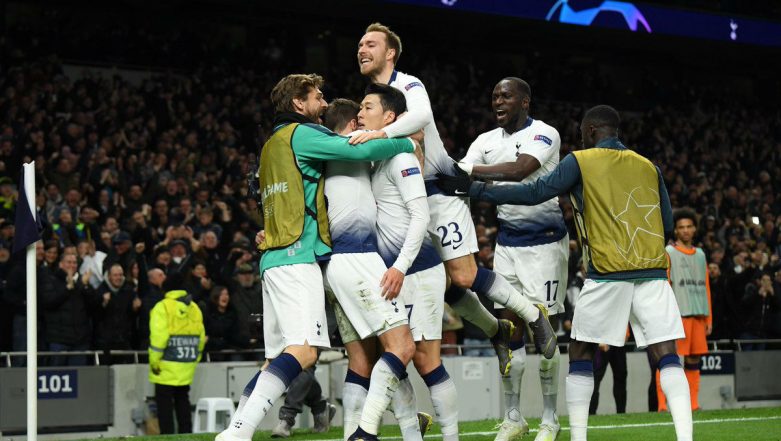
[218,74,419,441]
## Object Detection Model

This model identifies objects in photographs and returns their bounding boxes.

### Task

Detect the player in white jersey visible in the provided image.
[460,78,568,441]
[361,83,459,441]
[316,97,418,441]
[351,23,557,376]
[321,99,428,441]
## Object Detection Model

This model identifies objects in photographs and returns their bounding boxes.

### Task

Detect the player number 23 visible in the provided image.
[437,222,463,248]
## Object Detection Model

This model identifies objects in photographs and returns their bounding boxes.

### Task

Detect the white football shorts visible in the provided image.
[427,192,479,262]
[262,263,331,358]
[571,279,685,348]
[400,263,447,341]
[323,253,408,342]
[493,234,569,315]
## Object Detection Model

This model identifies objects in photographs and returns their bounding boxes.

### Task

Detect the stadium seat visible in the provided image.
[193,397,235,433]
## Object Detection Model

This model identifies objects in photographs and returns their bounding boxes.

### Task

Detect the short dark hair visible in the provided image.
[673,207,698,228]
[163,271,185,292]
[501,77,531,98]
[583,105,621,130]
[324,98,360,133]
[364,83,407,116]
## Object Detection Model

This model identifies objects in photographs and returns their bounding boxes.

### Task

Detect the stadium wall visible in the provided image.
[4,352,780,440]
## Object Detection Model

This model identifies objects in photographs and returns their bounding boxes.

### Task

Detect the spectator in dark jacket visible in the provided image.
[771,270,781,338]
[104,231,136,274]
[740,273,780,350]
[42,253,95,366]
[707,262,734,340]
[94,263,141,362]
[2,242,49,366]
[184,260,212,304]
[201,285,246,361]
[228,263,262,350]
[135,242,166,350]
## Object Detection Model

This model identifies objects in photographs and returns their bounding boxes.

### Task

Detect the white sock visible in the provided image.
[343,380,369,441]
[566,373,594,441]
[540,346,560,425]
[359,354,405,435]
[474,270,538,323]
[502,348,526,423]
[228,370,288,438]
[392,376,422,441]
[229,370,260,429]
[229,394,249,429]
[450,288,499,337]
[429,377,459,441]
[660,365,693,441]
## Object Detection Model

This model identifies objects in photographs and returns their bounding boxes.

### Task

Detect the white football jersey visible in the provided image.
[325,159,378,254]
[372,152,441,274]
[463,118,567,246]
[386,70,453,183]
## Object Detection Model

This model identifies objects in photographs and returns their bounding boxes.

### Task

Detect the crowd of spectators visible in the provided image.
[0,15,779,364]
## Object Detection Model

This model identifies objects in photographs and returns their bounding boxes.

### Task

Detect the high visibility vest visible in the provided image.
[258,123,331,251]
[667,245,710,316]
[571,148,667,275]
[148,290,205,386]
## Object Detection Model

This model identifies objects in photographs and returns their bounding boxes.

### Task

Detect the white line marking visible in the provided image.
[305,415,781,441]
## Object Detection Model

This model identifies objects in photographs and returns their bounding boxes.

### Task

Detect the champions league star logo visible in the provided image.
[546,0,652,33]
[610,186,666,267]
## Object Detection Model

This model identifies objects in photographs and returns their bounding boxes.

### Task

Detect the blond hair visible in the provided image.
[365,22,402,65]
[270,74,324,114]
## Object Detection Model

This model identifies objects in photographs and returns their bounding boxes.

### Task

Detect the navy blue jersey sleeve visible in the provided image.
[657,166,674,240]
[468,153,581,205]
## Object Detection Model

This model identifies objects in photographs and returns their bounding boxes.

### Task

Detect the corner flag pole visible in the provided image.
[22,162,38,441]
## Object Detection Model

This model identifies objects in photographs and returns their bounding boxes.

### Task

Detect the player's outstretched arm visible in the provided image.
[294,123,415,162]
[460,154,542,182]
[657,165,674,241]
[437,154,581,205]
[459,126,560,181]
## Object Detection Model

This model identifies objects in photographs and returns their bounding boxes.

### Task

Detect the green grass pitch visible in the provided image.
[78,407,781,441]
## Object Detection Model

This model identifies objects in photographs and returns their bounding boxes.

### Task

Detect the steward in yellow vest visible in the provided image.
[148,272,205,434]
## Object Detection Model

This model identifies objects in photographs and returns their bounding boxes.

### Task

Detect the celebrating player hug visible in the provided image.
[217,20,699,441]
[7,3,780,441]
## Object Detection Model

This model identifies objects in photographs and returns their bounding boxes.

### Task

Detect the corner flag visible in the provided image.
[12,162,41,254]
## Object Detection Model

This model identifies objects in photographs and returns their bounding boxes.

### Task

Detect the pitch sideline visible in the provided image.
[305,415,781,440]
